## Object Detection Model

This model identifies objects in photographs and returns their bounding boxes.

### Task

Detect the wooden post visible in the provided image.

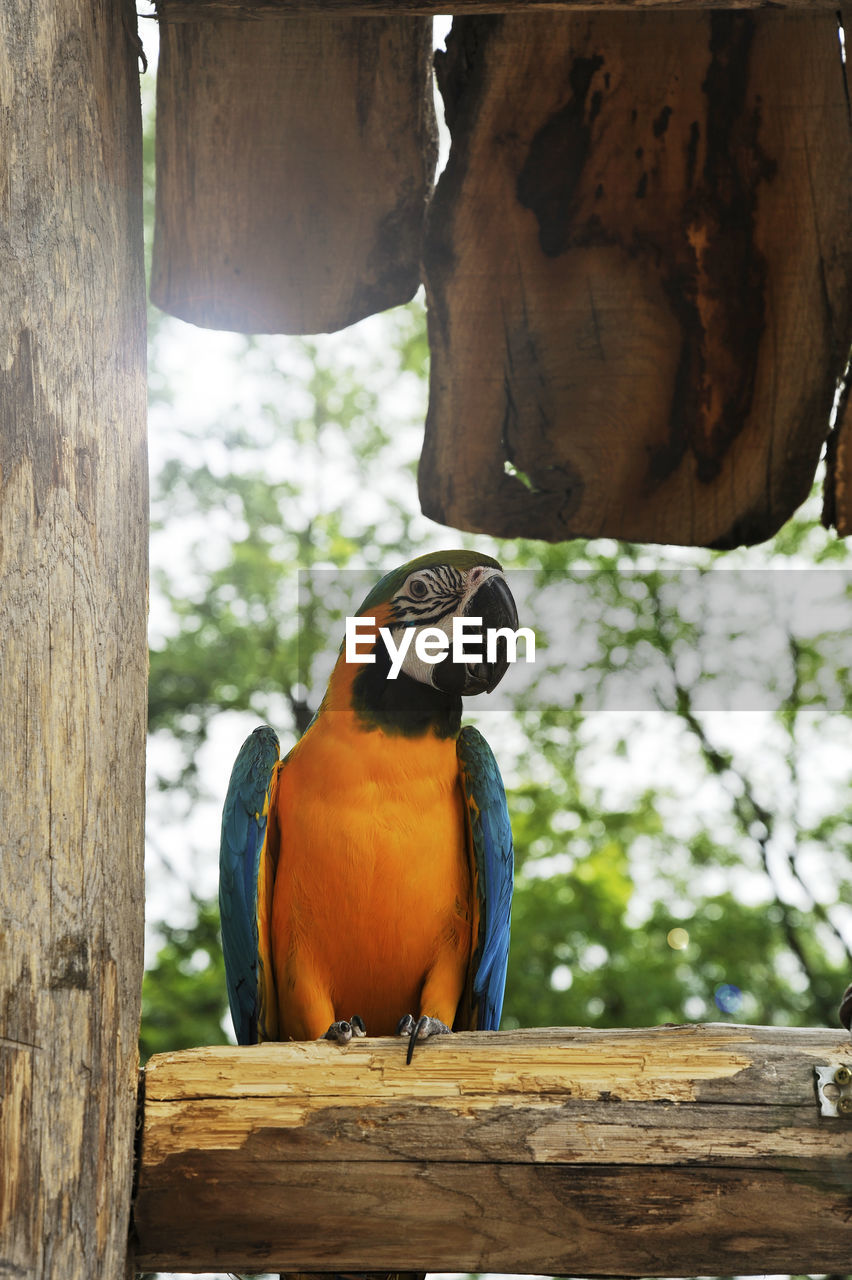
[134,1025,852,1275]
[0,1,147,1276]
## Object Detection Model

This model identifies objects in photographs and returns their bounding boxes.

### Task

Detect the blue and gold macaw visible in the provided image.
[219,550,515,1062]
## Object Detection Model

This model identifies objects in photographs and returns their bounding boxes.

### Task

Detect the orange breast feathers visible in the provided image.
[262,707,474,1040]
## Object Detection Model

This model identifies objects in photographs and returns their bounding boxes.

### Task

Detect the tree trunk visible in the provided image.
[0,0,147,1275]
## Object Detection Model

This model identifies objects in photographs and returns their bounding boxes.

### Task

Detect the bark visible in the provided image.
[0,0,148,1274]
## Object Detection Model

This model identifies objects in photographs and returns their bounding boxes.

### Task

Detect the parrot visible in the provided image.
[218,550,516,1065]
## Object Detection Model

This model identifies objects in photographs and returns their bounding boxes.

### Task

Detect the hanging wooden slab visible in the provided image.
[421,12,852,547]
[151,14,436,333]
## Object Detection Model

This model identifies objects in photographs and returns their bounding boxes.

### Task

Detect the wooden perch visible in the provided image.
[133,1024,852,1275]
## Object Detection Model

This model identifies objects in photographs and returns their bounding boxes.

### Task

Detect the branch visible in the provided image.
[646,582,850,1017]
[671,675,828,1003]
[781,632,852,972]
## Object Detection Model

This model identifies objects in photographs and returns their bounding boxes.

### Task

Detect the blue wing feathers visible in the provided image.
[457,725,514,1032]
[219,724,280,1045]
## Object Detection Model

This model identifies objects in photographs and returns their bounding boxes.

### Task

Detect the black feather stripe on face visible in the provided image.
[394,565,465,625]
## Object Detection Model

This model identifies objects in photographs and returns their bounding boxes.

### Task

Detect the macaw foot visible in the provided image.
[397,1013,452,1065]
[322,1014,366,1045]
[840,983,852,1030]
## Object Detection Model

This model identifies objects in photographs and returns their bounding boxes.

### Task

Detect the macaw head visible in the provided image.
[355,550,519,698]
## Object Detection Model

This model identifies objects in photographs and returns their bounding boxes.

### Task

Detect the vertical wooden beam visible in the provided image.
[0,1,147,1276]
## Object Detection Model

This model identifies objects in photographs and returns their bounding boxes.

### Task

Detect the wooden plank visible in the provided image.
[133,1026,852,1274]
[420,11,852,546]
[135,1164,852,1275]
[0,0,148,1276]
[151,14,436,333]
[141,1095,845,1167]
[157,0,845,19]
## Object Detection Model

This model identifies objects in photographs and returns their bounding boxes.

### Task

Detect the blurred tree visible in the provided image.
[140,900,230,1062]
[496,540,852,1032]
[147,305,432,773]
[140,46,852,1059]
[142,288,852,1045]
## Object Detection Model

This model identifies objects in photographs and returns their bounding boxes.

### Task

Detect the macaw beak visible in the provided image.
[432,573,519,697]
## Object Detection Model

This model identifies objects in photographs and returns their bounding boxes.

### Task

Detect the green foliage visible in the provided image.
[140,900,230,1063]
[147,311,437,775]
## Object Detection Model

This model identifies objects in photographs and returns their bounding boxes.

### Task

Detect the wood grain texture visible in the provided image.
[157,0,846,19]
[134,1025,852,1274]
[151,14,436,333]
[0,0,148,1276]
[421,12,852,546]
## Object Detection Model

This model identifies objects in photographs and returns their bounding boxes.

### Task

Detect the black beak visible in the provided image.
[432,574,519,697]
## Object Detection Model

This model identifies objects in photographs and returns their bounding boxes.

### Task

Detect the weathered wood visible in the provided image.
[151,14,436,333]
[157,0,847,19]
[134,1025,852,1274]
[0,1,148,1276]
[421,12,852,547]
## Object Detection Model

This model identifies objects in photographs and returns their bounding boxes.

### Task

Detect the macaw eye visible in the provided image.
[409,578,428,599]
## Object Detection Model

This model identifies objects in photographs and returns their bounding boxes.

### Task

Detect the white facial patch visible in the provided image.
[394,613,456,684]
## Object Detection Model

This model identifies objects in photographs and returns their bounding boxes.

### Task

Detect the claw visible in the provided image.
[396,1013,416,1037]
[405,1014,451,1065]
[322,1019,354,1044]
[322,1015,367,1044]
